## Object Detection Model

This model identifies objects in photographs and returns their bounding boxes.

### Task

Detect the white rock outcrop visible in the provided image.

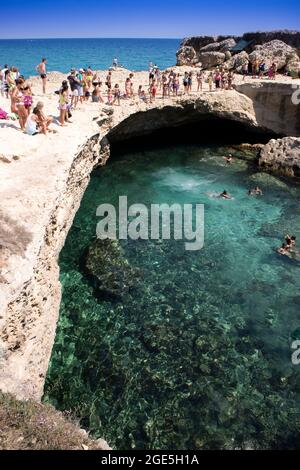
[249,40,299,70]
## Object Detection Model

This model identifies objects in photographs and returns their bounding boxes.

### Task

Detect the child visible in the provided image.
[149,80,157,102]
[138,85,148,103]
[112,84,121,106]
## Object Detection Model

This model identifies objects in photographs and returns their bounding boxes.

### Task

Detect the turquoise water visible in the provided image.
[45,145,300,449]
[0,38,179,78]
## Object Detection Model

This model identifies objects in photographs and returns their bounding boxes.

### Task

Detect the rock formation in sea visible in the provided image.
[176,30,300,76]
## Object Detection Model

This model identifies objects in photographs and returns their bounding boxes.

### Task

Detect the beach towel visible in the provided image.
[0,108,8,120]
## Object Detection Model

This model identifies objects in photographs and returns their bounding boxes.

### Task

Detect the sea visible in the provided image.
[0,38,180,77]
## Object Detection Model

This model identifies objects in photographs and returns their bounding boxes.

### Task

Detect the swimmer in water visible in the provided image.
[248,186,263,196]
[277,243,289,255]
[285,235,296,249]
[277,235,296,255]
[218,190,232,199]
[223,154,233,164]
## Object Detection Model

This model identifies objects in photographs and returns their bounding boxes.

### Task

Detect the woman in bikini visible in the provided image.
[11,78,27,130]
[58,82,70,125]
[196,71,203,92]
[86,67,94,90]
[149,79,157,103]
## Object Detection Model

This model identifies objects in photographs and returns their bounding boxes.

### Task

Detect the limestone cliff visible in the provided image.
[0,71,299,403]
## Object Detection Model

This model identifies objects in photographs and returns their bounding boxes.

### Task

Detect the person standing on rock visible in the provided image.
[36,58,47,94]
[259,61,266,78]
[253,58,259,77]
[214,70,221,89]
[270,63,277,79]
[242,61,248,80]
[112,84,121,106]
[196,70,203,91]
[227,71,234,90]
[67,69,80,108]
[187,72,193,94]
[208,72,214,91]
[183,72,189,94]
[129,73,134,98]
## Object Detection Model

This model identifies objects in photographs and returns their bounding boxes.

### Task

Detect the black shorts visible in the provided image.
[40,73,46,79]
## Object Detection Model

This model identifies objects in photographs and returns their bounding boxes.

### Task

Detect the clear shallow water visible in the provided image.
[44,145,300,449]
[0,38,179,78]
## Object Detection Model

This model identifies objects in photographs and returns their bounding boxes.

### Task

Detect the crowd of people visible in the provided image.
[0,63,54,133]
[0,56,282,134]
[241,59,277,80]
[1,59,297,261]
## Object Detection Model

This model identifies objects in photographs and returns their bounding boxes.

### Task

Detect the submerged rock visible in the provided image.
[85,238,138,299]
[249,172,292,191]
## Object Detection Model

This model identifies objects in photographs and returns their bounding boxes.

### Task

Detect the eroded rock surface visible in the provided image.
[259,137,300,176]
[199,51,226,69]
[249,40,299,70]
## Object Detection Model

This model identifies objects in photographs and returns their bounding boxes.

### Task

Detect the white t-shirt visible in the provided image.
[1,68,8,83]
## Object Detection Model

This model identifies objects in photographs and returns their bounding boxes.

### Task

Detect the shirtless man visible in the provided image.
[36,58,47,94]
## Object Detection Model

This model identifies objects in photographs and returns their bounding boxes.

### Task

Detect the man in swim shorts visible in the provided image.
[36,58,47,94]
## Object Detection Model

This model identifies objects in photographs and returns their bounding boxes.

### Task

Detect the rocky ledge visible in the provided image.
[0,69,299,402]
[177,30,300,77]
[259,137,300,177]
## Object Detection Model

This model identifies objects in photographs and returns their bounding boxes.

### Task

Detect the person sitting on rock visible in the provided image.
[218,190,232,199]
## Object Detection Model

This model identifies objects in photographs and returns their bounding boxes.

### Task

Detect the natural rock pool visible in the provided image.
[44,144,300,449]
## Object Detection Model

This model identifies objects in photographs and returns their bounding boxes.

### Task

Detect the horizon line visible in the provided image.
[0,36,183,41]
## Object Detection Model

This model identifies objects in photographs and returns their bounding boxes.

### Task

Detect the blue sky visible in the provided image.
[1,0,300,38]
